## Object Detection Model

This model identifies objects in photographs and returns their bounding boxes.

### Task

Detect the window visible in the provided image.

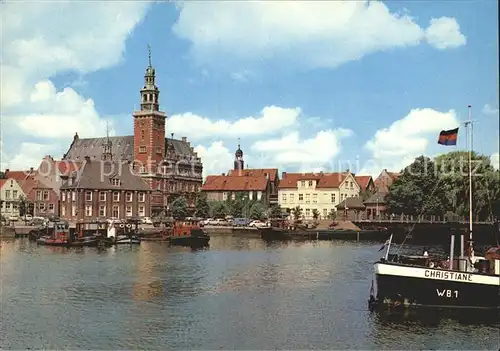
[331,194,336,203]
[113,192,120,202]
[257,191,262,200]
[5,190,10,199]
[301,181,305,187]
[39,203,46,212]
[48,204,54,212]
[313,194,318,203]
[323,209,328,218]
[111,178,120,186]
[62,192,66,201]
[43,191,49,200]
[305,208,310,217]
[99,205,107,217]
[138,205,145,217]
[126,206,132,217]
[85,191,92,201]
[126,192,133,202]
[68,178,73,186]
[138,192,145,202]
[290,194,294,201]
[99,192,106,202]
[231,193,236,200]
[140,166,146,174]
[305,194,310,204]
[308,181,313,187]
[85,205,92,217]
[61,206,66,216]
[12,190,18,199]
[282,193,287,202]
[223,192,228,201]
[72,191,76,201]
[139,146,146,153]
[298,194,303,201]
[72,205,77,217]
[36,190,42,201]
[156,146,162,154]
[112,205,119,218]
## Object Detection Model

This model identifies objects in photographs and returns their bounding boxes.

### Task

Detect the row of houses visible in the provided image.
[200,143,401,220]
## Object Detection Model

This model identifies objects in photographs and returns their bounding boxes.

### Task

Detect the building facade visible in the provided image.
[61,50,203,215]
[0,178,26,219]
[374,169,401,193]
[60,158,152,221]
[278,172,360,219]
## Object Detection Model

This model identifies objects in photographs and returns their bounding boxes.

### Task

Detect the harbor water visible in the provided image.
[1,237,498,350]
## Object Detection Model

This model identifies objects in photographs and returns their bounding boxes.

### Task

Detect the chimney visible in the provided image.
[5,168,9,173]
[182,136,187,142]
[345,168,350,173]
[282,171,286,178]
[74,132,79,141]
[84,156,91,163]
[30,167,34,172]
[222,173,225,176]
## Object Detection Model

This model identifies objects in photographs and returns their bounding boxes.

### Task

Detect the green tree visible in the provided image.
[170,196,188,219]
[249,202,265,220]
[291,206,303,221]
[327,209,337,220]
[194,193,210,218]
[386,156,446,216]
[269,204,283,219]
[210,201,227,219]
[312,209,320,220]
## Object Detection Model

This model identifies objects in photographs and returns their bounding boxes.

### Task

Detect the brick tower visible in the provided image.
[133,45,166,170]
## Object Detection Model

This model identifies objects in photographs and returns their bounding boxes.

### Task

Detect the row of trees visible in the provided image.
[386,152,500,220]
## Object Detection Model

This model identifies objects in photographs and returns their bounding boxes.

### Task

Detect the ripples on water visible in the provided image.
[1,237,498,350]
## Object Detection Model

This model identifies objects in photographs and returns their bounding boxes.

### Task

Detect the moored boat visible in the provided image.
[167,219,210,247]
[369,107,500,310]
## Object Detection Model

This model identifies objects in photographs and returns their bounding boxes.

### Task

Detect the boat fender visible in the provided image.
[119,224,125,228]
[126,224,132,228]
[429,261,435,268]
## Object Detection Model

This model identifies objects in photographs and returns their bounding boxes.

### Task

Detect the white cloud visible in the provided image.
[194,141,234,178]
[168,106,301,140]
[482,103,499,116]
[173,1,465,68]
[231,70,255,83]
[1,2,150,169]
[3,143,58,171]
[364,108,460,173]
[252,129,353,171]
[491,153,499,170]
[425,17,466,50]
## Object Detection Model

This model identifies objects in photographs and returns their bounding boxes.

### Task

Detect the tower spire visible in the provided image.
[148,43,152,67]
[102,121,113,161]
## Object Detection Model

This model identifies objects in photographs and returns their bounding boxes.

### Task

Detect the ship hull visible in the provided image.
[373,262,500,309]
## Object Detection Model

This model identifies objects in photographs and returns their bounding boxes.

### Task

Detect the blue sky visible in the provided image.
[1,0,498,176]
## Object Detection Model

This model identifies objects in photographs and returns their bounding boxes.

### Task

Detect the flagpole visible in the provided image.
[467,105,474,258]
[384,234,393,260]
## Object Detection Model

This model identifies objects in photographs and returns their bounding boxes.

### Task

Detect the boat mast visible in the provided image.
[466,105,474,258]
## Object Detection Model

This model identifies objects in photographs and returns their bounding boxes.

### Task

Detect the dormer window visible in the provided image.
[111,178,120,186]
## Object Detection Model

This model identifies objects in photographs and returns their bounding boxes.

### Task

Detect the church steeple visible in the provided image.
[140,44,160,111]
[234,138,244,171]
[102,121,113,161]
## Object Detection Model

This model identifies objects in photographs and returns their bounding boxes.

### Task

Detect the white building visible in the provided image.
[278,171,360,219]
[0,178,27,220]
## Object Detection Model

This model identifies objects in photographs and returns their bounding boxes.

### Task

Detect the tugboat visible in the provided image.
[36,220,71,246]
[369,106,500,310]
[167,219,210,247]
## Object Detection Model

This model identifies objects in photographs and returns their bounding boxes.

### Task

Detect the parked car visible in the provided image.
[141,217,153,225]
[248,220,267,228]
[232,218,251,227]
[8,215,19,222]
[209,218,229,226]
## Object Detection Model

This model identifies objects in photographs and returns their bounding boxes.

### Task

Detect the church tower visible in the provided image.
[234,139,244,173]
[133,45,166,169]
[101,122,113,161]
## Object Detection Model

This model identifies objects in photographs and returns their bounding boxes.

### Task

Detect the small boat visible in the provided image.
[167,219,210,247]
[36,221,71,246]
[114,234,141,245]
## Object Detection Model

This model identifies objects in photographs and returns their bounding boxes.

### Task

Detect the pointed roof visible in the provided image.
[227,168,278,182]
[355,175,373,190]
[202,175,268,191]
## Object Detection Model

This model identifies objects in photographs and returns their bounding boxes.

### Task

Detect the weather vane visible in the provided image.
[148,43,152,66]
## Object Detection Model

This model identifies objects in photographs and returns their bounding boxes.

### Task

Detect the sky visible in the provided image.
[1,0,499,178]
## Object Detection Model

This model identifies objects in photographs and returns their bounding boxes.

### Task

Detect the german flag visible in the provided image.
[438,127,459,146]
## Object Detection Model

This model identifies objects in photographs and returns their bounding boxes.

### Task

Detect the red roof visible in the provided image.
[202,175,268,191]
[278,172,349,189]
[0,179,7,188]
[4,170,36,181]
[355,175,373,190]
[227,168,278,182]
